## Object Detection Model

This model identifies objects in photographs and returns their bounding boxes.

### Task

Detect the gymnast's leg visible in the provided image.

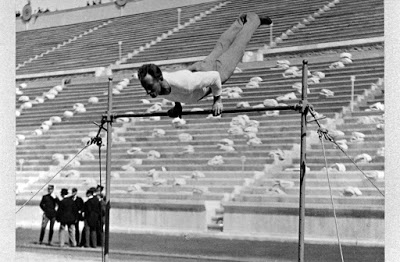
[216,12,271,83]
[186,14,248,72]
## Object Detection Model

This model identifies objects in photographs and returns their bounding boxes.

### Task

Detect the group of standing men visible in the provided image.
[39,184,105,248]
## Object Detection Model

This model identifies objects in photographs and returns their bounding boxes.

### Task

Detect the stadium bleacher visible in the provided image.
[15,0,384,257]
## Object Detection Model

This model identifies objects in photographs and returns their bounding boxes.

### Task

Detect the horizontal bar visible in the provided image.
[113,104,301,119]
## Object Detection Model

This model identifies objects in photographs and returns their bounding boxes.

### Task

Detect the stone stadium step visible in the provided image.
[17,135,302,149]
[339,119,383,129]
[15,170,258,179]
[280,28,383,48]
[18,164,270,172]
[345,110,384,118]
[18,125,305,139]
[256,178,384,188]
[333,125,384,135]
[273,170,384,180]
[307,146,383,157]
[305,148,383,158]
[300,162,384,171]
[110,191,225,201]
[242,186,384,197]
[310,141,384,150]
[233,194,384,206]
[16,191,218,203]
[20,156,274,167]
[22,183,236,195]
[16,144,296,159]
[293,153,384,163]
[127,126,305,136]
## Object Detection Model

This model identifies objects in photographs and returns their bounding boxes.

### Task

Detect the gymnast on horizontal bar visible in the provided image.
[137,13,272,118]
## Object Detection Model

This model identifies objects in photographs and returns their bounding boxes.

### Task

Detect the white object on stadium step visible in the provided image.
[19,96,30,102]
[33,129,43,136]
[354,153,372,163]
[147,150,161,159]
[50,116,62,123]
[237,101,251,108]
[276,92,297,101]
[63,111,74,118]
[152,129,166,137]
[35,97,45,103]
[350,131,366,142]
[340,57,353,64]
[53,85,63,92]
[249,76,263,83]
[88,97,99,104]
[21,102,33,109]
[340,52,352,59]
[329,61,345,69]
[208,155,224,166]
[319,88,334,97]
[245,81,259,88]
[178,133,193,142]
[343,186,362,197]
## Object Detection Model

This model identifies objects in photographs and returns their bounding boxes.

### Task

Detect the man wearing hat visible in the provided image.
[83,187,102,248]
[95,185,106,247]
[71,188,84,245]
[39,184,59,245]
[56,188,78,247]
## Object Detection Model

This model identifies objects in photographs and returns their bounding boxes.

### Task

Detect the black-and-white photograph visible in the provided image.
[1,0,398,261]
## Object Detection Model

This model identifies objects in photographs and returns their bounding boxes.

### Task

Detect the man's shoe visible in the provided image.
[239,13,247,24]
[260,16,272,25]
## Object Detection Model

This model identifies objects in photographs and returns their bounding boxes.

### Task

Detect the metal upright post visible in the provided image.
[118,41,122,61]
[104,76,113,262]
[298,60,309,262]
[350,75,356,112]
[177,8,182,27]
[270,23,273,45]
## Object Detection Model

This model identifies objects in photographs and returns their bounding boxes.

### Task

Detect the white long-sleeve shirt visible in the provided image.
[162,70,222,104]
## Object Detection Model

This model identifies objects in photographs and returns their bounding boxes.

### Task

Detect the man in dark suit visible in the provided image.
[56,188,78,247]
[84,187,101,248]
[95,185,106,247]
[71,188,84,245]
[39,184,59,245]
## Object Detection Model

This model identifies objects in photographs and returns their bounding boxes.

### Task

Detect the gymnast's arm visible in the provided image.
[192,71,223,116]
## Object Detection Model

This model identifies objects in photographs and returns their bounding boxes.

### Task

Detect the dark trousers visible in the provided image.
[84,220,97,248]
[39,213,56,244]
[187,12,261,83]
[74,221,80,245]
[97,221,104,247]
